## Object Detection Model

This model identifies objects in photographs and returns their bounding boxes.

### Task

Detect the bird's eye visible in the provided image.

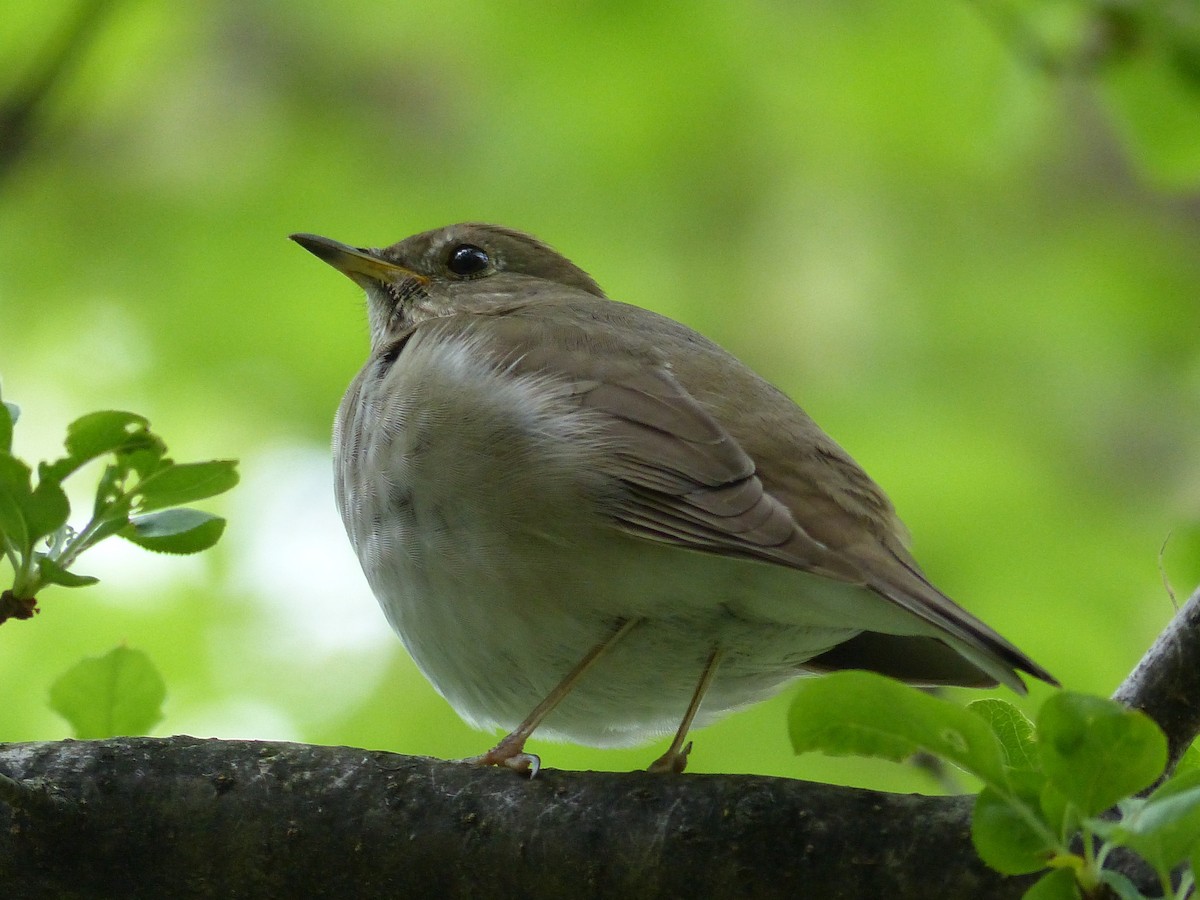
[446,244,490,277]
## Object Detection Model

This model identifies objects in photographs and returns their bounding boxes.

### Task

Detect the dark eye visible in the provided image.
[446,244,490,277]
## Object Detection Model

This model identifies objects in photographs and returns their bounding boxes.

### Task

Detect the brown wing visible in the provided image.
[459,302,1055,690]
[569,367,864,583]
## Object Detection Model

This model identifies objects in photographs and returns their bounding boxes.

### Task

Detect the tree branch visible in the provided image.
[0,736,1034,899]
[2,586,1198,898]
[1112,585,1200,775]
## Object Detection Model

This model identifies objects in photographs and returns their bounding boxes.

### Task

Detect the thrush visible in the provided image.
[292,223,1055,775]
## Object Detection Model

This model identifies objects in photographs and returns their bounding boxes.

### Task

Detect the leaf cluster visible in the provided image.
[0,388,238,623]
[790,671,1200,899]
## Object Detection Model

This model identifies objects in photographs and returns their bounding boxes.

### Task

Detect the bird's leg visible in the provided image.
[647,646,723,774]
[463,617,641,777]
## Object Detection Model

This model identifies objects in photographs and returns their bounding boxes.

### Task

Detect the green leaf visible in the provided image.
[973,779,1056,875]
[970,698,1039,771]
[1021,867,1079,900]
[64,410,152,462]
[0,453,33,548]
[1175,741,1200,778]
[1103,770,1200,873]
[134,460,239,512]
[1039,781,1079,845]
[37,556,99,588]
[120,508,226,554]
[25,478,69,544]
[1037,693,1167,816]
[92,462,130,517]
[0,453,70,548]
[1095,869,1148,900]
[41,410,162,483]
[89,515,135,547]
[48,645,166,739]
[788,670,1010,789]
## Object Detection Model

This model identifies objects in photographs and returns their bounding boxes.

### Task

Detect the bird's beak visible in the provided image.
[289,233,427,287]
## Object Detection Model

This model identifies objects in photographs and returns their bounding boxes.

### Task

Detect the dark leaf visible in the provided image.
[120,509,227,554]
[135,460,240,512]
[37,556,99,588]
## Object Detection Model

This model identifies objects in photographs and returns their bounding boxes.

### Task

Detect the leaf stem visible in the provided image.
[55,491,133,573]
[5,533,37,598]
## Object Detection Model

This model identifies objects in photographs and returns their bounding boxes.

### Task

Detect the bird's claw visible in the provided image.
[647,740,693,774]
[461,735,542,777]
[502,752,540,777]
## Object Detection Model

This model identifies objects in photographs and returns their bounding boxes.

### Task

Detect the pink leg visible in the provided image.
[462,618,641,777]
[647,646,723,774]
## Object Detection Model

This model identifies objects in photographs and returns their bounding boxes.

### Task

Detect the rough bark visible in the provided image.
[0,587,1195,899]
[0,737,1028,899]
[1114,586,1200,776]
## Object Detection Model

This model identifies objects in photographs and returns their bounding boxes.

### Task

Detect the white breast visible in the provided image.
[334,327,861,746]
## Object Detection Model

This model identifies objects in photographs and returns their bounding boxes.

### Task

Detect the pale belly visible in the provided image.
[335,330,880,746]
[363,521,863,746]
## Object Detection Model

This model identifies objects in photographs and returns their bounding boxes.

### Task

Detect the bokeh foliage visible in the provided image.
[1,0,1198,785]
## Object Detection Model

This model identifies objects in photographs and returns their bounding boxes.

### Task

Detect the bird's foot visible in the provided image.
[461,732,541,777]
[646,740,693,774]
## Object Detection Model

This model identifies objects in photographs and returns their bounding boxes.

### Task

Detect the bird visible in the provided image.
[291,223,1055,776]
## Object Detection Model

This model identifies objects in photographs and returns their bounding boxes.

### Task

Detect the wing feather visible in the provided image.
[452,304,1054,689]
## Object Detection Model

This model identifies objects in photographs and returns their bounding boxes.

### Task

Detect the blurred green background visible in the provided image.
[2,1,1199,790]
